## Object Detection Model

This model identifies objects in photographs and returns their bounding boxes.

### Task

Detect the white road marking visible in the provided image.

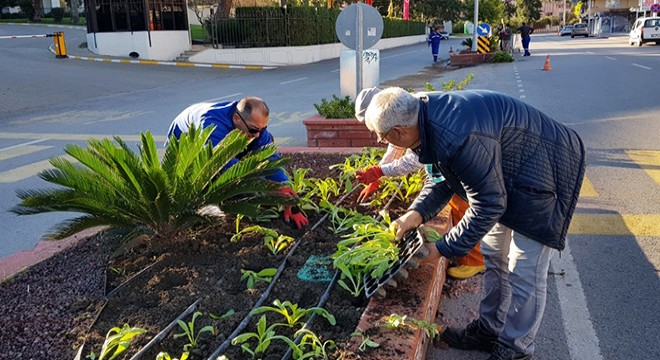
[202,93,243,103]
[330,69,339,72]
[381,50,417,59]
[632,63,651,70]
[551,242,604,360]
[605,56,616,60]
[585,51,594,54]
[280,77,308,85]
[0,139,50,152]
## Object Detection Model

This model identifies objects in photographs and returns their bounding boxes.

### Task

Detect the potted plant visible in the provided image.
[303,95,383,148]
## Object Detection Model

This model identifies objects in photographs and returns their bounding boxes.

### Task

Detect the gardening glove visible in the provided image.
[357,180,380,203]
[279,188,309,229]
[355,166,384,185]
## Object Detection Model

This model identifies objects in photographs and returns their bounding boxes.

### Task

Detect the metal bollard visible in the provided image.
[53,31,68,58]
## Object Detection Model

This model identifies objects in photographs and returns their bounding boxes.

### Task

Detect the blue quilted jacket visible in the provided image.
[409,90,586,257]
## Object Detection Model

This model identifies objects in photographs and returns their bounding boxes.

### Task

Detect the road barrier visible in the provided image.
[0,31,67,58]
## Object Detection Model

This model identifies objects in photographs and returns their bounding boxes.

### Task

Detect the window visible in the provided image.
[85,0,186,32]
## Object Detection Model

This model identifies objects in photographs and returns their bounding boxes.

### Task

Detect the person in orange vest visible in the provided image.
[354,87,485,279]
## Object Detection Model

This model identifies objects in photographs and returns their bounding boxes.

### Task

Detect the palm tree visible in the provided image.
[12,126,293,240]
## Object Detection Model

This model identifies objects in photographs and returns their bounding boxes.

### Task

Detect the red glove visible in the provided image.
[357,180,380,203]
[283,206,309,229]
[356,166,384,185]
[280,188,309,228]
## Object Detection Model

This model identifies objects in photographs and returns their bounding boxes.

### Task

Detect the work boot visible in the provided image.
[441,319,498,352]
[447,264,485,279]
[486,342,532,360]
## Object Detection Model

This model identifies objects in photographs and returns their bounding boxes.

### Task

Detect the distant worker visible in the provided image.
[517,22,534,56]
[428,27,442,62]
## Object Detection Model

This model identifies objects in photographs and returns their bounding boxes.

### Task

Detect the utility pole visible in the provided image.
[563,0,567,27]
[472,0,479,52]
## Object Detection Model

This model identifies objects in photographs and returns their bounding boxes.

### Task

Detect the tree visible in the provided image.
[517,0,542,22]
[69,0,80,24]
[502,0,516,20]
[32,0,42,21]
[216,0,232,18]
[412,0,464,22]
[463,0,504,24]
[188,0,217,26]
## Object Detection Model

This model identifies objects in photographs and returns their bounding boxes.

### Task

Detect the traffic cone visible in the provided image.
[543,55,552,71]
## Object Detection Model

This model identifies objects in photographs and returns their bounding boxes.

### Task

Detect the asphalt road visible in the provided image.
[1,25,659,359]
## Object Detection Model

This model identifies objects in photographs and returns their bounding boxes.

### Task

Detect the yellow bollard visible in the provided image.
[53,31,68,58]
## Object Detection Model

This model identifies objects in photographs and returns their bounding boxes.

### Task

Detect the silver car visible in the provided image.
[559,25,573,37]
[571,23,589,38]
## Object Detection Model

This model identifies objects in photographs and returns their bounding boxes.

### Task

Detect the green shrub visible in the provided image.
[490,51,514,63]
[50,8,65,23]
[314,95,355,119]
[11,127,293,240]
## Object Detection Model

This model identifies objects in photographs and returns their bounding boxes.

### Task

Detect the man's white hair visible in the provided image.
[364,87,419,134]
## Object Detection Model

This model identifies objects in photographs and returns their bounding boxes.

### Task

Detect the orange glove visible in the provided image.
[357,180,380,203]
[280,188,309,229]
[356,166,384,185]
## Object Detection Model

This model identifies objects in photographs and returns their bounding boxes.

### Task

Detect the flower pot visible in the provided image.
[450,52,495,66]
[303,115,385,148]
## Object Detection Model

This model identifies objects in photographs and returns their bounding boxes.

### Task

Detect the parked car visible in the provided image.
[439,31,450,40]
[629,17,660,46]
[571,23,589,38]
[559,25,573,36]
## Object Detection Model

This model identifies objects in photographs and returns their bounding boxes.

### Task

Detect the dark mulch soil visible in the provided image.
[0,152,411,360]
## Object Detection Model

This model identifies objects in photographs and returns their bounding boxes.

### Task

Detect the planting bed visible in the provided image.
[0,152,424,360]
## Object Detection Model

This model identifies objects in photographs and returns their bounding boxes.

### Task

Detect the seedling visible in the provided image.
[241,268,277,289]
[409,318,442,340]
[351,331,380,353]
[264,233,294,255]
[109,267,126,277]
[251,300,336,328]
[87,324,146,360]
[384,313,407,330]
[155,352,189,360]
[174,311,215,352]
[209,309,235,321]
[232,315,298,357]
[294,328,336,359]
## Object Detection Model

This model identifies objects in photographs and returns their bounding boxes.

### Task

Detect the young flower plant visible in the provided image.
[86,324,146,360]
[241,268,278,290]
[250,299,336,328]
[174,311,215,352]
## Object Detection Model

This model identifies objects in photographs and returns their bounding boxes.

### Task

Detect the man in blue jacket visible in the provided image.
[363,87,586,360]
[166,96,309,228]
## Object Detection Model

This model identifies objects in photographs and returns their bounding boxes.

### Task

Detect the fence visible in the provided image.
[209,6,425,49]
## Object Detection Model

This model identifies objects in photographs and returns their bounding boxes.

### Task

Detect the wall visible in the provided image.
[188,34,425,66]
[86,31,191,61]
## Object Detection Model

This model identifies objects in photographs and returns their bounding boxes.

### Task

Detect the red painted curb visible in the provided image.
[0,227,104,282]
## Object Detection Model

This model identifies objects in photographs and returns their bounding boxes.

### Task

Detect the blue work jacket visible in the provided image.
[165,101,288,183]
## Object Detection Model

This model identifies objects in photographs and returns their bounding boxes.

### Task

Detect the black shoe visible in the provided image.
[486,342,532,360]
[442,319,498,352]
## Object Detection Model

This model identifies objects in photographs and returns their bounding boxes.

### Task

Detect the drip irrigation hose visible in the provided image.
[129,299,202,360]
[281,191,399,360]
[206,184,360,360]
[73,299,108,360]
[105,256,164,299]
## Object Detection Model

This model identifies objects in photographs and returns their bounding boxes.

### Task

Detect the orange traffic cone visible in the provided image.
[543,55,552,71]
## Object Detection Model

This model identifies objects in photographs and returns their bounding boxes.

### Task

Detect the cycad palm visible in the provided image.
[12,126,292,240]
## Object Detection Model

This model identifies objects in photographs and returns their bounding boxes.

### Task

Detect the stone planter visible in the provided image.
[303,115,385,148]
[449,52,495,66]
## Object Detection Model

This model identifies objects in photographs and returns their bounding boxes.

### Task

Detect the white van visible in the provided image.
[629,17,660,46]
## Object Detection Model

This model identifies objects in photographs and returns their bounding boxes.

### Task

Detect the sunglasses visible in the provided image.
[236,111,267,135]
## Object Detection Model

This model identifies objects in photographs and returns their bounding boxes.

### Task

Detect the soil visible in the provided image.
[0,152,412,360]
